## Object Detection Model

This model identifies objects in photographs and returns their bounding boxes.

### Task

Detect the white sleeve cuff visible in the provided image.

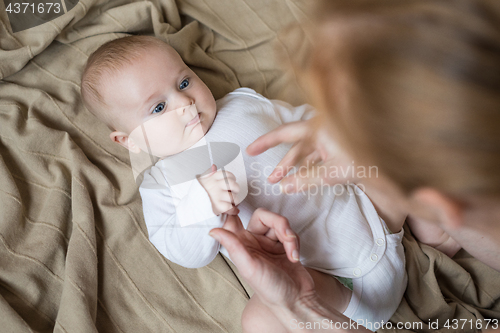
[175,179,217,227]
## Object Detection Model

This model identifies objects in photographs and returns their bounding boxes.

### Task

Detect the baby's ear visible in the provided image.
[110,131,141,153]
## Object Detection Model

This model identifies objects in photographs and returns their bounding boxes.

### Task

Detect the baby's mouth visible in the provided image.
[186,113,201,127]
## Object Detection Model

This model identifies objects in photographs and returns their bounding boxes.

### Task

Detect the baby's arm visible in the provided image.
[140,169,224,268]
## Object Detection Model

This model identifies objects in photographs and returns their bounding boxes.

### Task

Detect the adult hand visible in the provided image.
[210,208,370,332]
[209,208,315,311]
[246,119,353,193]
[246,119,409,234]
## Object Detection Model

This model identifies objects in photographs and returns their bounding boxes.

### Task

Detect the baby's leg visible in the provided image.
[242,268,352,333]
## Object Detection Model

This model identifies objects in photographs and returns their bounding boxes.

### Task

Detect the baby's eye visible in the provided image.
[179,78,190,90]
[152,102,166,114]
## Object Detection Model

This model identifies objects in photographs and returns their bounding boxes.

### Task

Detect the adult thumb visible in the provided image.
[209,228,255,279]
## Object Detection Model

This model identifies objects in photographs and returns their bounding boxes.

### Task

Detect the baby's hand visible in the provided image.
[198,165,240,216]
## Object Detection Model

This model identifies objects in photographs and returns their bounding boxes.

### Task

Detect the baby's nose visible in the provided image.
[175,100,195,116]
[172,95,194,110]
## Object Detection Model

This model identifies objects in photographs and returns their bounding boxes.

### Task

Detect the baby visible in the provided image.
[81,35,407,331]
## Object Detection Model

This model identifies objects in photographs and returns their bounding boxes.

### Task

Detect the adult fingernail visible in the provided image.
[209,231,220,241]
[286,229,296,238]
[292,250,300,261]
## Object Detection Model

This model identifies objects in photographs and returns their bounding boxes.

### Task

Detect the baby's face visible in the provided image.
[102,45,216,157]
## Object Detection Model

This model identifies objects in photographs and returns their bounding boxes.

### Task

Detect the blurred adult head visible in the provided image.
[297,0,500,234]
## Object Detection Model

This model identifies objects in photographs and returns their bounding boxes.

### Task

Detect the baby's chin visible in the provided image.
[200,111,216,135]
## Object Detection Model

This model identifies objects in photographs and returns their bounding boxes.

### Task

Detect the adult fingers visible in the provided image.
[267,141,313,184]
[279,162,347,194]
[283,235,300,262]
[303,150,322,164]
[222,214,245,233]
[246,208,278,235]
[209,228,257,279]
[225,206,240,216]
[246,121,311,156]
[279,167,321,193]
[247,208,299,261]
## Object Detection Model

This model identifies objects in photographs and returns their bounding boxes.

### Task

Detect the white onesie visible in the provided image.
[139,88,407,328]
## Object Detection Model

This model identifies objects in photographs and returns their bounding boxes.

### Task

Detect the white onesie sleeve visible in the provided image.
[139,165,224,268]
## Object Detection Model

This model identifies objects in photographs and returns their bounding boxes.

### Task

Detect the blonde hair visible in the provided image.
[80,35,169,130]
[297,0,500,196]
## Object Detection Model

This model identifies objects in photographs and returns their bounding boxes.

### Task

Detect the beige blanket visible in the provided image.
[0,0,498,332]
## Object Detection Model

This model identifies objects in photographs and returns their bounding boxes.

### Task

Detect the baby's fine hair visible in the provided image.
[80,35,168,128]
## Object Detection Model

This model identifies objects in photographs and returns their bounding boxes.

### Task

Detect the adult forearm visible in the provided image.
[272,295,371,333]
[360,176,408,234]
[444,224,500,272]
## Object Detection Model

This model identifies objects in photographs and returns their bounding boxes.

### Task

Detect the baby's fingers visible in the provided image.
[213,199,234,215]
[214,170,236,182]
[214,172,239,194]
[225,178,240,194]
[214,188,235,204]
[199,164,217,178]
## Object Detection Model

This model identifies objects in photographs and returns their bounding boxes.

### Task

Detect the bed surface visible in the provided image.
[1,0,499,332]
